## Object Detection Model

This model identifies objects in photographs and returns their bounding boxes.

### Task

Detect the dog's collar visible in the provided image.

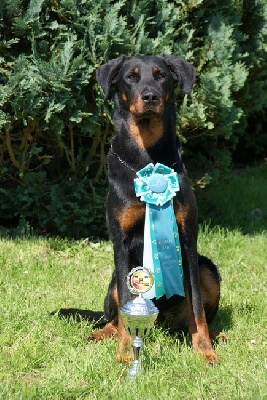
[111,149,137,172]
[110,148,178,173]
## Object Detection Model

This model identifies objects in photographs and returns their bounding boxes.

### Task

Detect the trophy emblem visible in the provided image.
[121,267,159,377]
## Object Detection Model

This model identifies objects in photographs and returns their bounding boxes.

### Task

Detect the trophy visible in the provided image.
[121,267,159,377]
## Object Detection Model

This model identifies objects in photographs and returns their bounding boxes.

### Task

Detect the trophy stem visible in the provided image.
[129,336,143,377]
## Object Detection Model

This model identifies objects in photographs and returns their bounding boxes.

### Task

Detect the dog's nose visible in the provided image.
[141,92,159,104]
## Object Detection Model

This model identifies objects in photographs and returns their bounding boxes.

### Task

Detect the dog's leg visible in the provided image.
[176,196,218,363]
[116,313,132,362]
[112,282,132,362]
[184,248,219,363]
[113,242,133,362]
[186,289,219,363]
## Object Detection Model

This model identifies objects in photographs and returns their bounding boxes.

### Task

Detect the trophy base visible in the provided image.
[129,360,142,377]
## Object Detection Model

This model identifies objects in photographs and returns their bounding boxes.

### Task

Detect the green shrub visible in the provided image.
[0,0,266,237]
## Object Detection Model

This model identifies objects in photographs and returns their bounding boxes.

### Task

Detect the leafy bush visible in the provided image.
[0,0,266,237]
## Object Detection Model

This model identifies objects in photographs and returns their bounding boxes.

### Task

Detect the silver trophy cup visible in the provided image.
[121,267,158,377]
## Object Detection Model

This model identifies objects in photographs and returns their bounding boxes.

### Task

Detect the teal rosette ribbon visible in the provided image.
[134,163,185,300]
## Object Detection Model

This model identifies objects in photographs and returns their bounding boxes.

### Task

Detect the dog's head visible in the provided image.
[96,55,195,120]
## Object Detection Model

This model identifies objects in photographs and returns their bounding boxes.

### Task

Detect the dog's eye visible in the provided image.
[127,73,139,82]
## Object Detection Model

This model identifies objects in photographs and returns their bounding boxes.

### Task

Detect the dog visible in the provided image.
[58,55,221,363]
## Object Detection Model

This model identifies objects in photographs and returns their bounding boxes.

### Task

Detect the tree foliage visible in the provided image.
[0,0,266,237]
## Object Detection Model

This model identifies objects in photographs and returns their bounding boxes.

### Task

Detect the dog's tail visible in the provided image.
[51,308,107,328]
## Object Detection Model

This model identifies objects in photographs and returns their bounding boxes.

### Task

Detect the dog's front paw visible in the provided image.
[87,331,112,341]
[116,349,133,363]
[87,321,118,341]
[203,349,219,365]
[192,330,219,364]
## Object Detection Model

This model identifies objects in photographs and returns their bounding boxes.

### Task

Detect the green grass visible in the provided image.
[0,166,266,399]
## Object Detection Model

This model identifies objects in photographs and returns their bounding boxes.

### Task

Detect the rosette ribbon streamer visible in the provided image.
[134,163,185,300]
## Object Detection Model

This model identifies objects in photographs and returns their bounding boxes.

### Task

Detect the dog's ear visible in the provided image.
[160,54,195,94]
[96,55,127,99]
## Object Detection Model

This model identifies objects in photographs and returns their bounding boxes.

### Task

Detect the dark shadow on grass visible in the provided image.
[148,304,233,349]
[210,305,233,333]
[158,305,233,355]
[52,303,233,340]
[196,164,267,235]
[51,308,107,328]
[208,305,233,348]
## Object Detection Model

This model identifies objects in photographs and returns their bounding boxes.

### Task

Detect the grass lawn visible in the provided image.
[0,165,266,399]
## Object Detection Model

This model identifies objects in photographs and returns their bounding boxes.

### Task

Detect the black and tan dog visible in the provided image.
[59,55,221,363]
